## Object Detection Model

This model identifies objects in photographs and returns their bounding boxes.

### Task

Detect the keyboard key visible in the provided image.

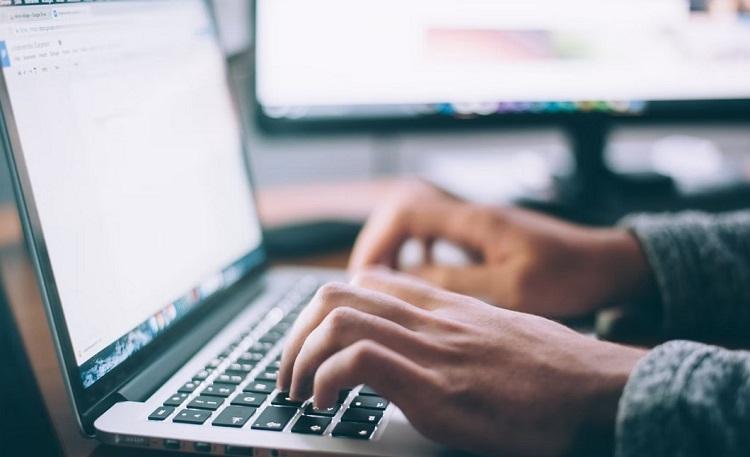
[256,370,278,382]
[359,385,379,396]
[331,422,376,440]
[216,374,245,385]
[350,395,389,410]
[163,439,180,450]
[259,331,284,344]
[187,396,223,411]
[292,415,331,435]
[178,381,199,394]
[194,442,212,453]
[227,363,253,374]
[231,392,267,408]
[341,408,382,425]
[266,359,281,370]
[251,342,273,353]
[202,383,235,398]
[148,406,174,421]
[251,406,297,431]
[271,391,304,408]
[173,409,212,425]
[212,405,256,428]
[272,322,292,333]
[281,315,298,325]
[237,352,265,363]
[193,369,212,382]
[164,392,189,407]
[225,445,253,456]
[304,403,340,417]
[206,358,223,369]
[337,389,353,404]
[243,380,275,394]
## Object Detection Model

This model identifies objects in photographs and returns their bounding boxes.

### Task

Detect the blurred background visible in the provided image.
[218,0,750,226]
[2,0,750,222]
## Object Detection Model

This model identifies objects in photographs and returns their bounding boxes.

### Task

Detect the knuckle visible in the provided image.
[351,266,392,287]
[469,204,494,226]
[323,306,359,333]
[476,205,506,235]
[437,374,474,406]
[387,200,413,221]
[315,282,349,307]
[347,340,379,370]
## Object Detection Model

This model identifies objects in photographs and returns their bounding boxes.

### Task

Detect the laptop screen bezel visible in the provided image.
[0,0,268,434]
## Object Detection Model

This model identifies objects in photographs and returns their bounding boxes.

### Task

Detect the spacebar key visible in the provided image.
[251,406,297,431]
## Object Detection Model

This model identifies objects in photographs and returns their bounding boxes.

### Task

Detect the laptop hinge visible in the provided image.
[114,277,266,403]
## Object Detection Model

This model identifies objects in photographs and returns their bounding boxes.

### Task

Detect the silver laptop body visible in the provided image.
[0,1,447,455]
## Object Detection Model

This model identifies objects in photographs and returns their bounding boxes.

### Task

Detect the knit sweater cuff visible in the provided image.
[616,340,750,457]
[620,211,750,338]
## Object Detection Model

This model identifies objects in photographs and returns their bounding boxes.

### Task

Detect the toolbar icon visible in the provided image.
[0,42,10,68]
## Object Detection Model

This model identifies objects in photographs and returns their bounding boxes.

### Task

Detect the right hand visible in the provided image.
[349,181,654,317]
[278,269,647,457]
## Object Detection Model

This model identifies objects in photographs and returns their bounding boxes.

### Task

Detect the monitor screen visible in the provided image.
[256,0,750,122]
[0,0,263,389]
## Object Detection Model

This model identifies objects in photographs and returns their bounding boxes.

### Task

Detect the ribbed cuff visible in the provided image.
[615,341,710,457]
[620,212,750,338]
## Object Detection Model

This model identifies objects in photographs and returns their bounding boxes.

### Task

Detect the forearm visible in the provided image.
[621,211,750,339]
[615,340,750,457]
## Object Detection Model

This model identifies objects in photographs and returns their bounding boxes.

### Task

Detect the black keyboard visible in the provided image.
[147,278,389,442]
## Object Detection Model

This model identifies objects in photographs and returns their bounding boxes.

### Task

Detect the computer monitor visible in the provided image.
[256,0,750,214]
[255,0,750,128]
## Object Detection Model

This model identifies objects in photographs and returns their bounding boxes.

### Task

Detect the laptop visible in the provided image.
[0,1,447,455]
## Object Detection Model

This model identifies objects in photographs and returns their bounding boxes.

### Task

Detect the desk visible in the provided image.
[0,179,410,457]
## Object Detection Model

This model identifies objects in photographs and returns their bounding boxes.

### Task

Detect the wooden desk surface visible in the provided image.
[0,179,407,457]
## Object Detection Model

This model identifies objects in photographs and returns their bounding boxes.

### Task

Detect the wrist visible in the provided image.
[590,229,657,306]
[571,343,647,457]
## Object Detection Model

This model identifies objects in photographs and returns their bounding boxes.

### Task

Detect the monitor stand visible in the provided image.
[518,118,750,226]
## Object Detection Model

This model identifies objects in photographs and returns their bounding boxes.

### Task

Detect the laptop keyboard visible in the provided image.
[147,278,389,441]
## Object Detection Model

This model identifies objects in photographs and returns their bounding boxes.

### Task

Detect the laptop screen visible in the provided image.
[0,1,263,389]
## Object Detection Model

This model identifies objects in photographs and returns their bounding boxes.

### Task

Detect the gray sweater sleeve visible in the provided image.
[616,340,750,457]
[613,211,750,457]
[622,211,750,339]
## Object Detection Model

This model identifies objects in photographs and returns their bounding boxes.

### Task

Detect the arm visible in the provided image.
[617,340,750,457]
[623,211,750,339]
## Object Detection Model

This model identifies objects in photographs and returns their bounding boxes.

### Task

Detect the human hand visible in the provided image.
[349,181,654,317]
[278,269,646,457]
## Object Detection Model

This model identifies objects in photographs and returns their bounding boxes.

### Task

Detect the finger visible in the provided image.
[351,267,449,310]
[349,201,490,271]
[278,282,428,391]
[289,306,434,400]
[409,265,497,302]
[348,206,409,271]
[312,339,436,413]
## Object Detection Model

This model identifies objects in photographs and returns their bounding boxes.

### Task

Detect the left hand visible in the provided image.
[277,269,647,457]
[348,180,654,318]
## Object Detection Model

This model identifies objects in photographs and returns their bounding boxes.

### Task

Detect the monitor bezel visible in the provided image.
[0,0,268,435]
